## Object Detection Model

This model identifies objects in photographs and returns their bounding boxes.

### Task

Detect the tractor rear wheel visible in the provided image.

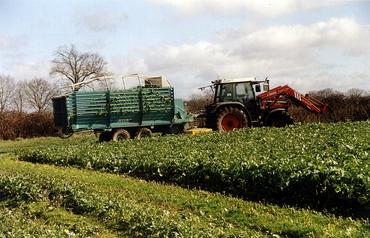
[135,128,152,139]
[216,107,248,132]
[112,129,131,142]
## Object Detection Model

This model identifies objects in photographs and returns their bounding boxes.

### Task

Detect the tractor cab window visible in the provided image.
[219,84,233,102]
[235,83,255,103]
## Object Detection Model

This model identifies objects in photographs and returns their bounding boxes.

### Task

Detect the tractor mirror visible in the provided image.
[255,84,261,92]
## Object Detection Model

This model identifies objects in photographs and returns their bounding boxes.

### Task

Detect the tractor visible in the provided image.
[202,77,328,131]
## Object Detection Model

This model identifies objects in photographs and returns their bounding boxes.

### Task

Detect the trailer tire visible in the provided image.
[135,128,152,139]
[99,131,112,142]
[112,129,131,141]
[216,107,248,132]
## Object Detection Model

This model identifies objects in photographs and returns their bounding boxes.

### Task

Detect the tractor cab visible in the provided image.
[212,77,268,104]
[203,77,269,130]
[212,78,269,119]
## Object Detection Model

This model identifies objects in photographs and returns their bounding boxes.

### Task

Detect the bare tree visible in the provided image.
[0,74,15,113]
[347,88,365,98]
[24,78,58,112]
[186,89,214,113]
[12,80,27,112]
[50,45,109,90]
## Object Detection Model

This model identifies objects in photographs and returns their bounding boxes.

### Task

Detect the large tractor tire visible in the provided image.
[267,112,293,128]
[112,129,131,142]
[216,107,248,132]
[134,127,153,139]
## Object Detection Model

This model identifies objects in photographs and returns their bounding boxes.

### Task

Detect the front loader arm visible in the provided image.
[257,85,328,113]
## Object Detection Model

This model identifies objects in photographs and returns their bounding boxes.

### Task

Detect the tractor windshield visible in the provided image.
[235,82,255,102]
[215,82,255,103]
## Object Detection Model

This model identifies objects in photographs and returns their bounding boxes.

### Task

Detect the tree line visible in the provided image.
[290,88,370,123]
[0,45,109,140]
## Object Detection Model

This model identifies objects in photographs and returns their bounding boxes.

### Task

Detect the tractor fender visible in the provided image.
[263,109,289,126]
[211,102,253,125]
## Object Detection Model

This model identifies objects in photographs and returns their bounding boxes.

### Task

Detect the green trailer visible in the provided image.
[52,78,192,141]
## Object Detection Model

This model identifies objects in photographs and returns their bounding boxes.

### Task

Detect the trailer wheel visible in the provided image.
[99,131,112,142]
[216,107,248,132]
[112,129,131,141]
[135,128,152,139]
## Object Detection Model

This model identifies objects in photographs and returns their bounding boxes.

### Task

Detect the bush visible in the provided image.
[0,112,55,140]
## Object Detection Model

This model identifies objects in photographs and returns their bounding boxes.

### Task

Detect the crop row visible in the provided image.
[1,157,370,237]
[18,121,370,217]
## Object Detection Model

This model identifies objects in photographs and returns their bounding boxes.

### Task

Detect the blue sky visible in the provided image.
[1,0,370,98]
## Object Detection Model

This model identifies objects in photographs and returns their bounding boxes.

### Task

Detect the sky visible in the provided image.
[0,0,370,98]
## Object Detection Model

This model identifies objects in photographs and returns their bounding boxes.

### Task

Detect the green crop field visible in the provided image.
[1,121,369,237]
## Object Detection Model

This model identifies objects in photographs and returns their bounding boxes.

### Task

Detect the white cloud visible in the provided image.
[150,0,349,17]
[122,17,370,98]
[4,61,50,81]
[229,18,367,58]
[80,10,128,32]
[0,35,26,51]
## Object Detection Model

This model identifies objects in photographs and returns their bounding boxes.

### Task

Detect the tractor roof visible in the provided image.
[212,77,262,85]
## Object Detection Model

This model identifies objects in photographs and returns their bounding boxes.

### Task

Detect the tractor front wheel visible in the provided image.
[216,107,248,132]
